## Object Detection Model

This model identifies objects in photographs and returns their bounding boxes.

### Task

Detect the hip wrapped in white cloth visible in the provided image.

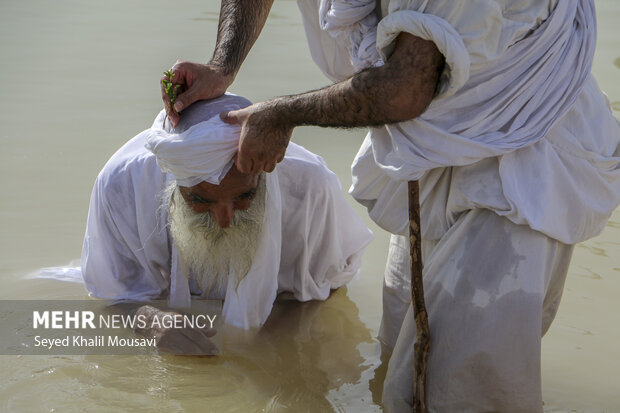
[300,0,620,244]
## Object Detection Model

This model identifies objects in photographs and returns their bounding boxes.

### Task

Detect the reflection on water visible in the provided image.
[0,0,619,412]
[0,288,380,413]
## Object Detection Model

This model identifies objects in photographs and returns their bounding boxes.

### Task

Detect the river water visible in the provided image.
[0,0,618,412]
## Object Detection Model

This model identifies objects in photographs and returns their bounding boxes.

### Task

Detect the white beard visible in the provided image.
[165,176,266,297]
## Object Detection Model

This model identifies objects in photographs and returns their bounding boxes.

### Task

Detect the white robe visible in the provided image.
[382,210,574,413]
[297,0,620,411]
[299,0,620,244]
[81,123,373,330]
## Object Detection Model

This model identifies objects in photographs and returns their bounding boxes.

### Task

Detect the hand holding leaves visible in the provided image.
[161,69,182,116]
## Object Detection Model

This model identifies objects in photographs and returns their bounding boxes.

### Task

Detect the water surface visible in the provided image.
[0,0,618,411]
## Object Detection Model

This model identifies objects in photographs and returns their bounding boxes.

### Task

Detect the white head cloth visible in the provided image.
[145,93,252,187]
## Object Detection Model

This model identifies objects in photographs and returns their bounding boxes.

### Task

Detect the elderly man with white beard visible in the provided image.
[80,93,373,350]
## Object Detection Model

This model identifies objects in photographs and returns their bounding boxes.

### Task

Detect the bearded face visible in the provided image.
[165,172,266,298]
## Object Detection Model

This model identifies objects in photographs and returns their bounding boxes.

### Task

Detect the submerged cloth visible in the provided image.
[299,0,620,244]
[381,209,573,413]
[81,113,373,330]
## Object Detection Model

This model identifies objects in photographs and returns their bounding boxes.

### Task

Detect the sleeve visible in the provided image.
[376,8,470,100]
[277,149,374,302]
[81,160,171,301]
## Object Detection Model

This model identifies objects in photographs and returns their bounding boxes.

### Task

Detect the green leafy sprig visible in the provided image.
[161,69,182,112]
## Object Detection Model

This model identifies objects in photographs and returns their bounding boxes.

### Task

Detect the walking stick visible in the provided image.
[408,180,430,413]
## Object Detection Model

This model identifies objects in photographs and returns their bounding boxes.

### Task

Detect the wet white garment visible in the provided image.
[299,0,620,244]
[296,0,620,411]
[81,118,373,330]
[381,209,573,413]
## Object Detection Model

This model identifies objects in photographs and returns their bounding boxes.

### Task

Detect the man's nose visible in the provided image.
[212,203,234,228]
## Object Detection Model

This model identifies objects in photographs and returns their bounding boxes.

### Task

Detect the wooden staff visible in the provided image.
[408,180,430,413]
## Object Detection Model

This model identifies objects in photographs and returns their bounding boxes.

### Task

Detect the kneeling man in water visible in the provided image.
[81,93,373,350]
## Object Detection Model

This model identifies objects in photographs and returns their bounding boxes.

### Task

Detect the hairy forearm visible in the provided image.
[268,34,444,129]
[211,0,274,76]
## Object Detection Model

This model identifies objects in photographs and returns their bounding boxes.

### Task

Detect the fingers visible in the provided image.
[202,328,217,338]
[157,328,216,355]
[236,151,256,175]
[173,87,194,113]
[239,155,278,175]
[264,151,285,172]
[237,143,285,175]
[178,328,213,354]
[161,60,238,128]
[170,60,188,83]
[162,61,194,121]
[168,68,189,113]
[237,147,264,175]
[264,161,277,173]
[161,70,181,127]
[168,61,233,113]
[168,112,180,128]
[223,103,291,175]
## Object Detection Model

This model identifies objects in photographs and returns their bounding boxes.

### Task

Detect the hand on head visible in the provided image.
[159,61,291,175]
[221,103,291,175]
[161,60,235,128]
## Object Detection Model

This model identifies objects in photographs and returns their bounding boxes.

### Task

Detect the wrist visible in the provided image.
[200,61,236,95]
[207,58,238,80]
[266,96,300,129]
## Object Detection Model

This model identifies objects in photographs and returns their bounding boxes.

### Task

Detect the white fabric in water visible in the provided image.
[81,115,373,329]
[381,209,573,413]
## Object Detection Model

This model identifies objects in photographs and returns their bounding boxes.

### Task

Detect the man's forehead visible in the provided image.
[180,168,260,200]
[190,180,257,199]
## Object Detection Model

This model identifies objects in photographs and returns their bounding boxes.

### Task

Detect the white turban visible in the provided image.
[144,93,252,187]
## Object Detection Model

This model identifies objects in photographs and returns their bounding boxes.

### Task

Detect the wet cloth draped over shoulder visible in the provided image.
[81,109,373,330]
[298,0,620,244]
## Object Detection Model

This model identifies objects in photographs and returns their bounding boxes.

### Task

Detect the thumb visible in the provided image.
[220,110,241,125]
[173,88,198,113]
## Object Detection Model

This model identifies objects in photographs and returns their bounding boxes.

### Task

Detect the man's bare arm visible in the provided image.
[211,0,274,77]
[162,0,274,126]
[223,33,445,174]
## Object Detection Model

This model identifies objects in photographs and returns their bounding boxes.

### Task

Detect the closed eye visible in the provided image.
[236,189,256,201]
[189,194,214,204]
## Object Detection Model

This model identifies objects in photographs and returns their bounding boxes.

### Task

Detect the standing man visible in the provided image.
[161,0,620,411]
